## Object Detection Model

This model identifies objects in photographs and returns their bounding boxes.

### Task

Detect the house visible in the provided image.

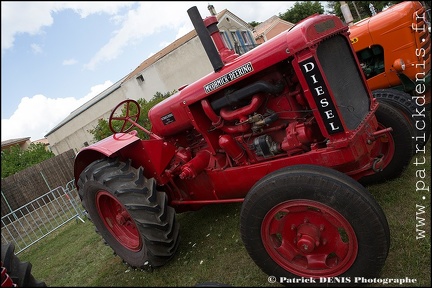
[253,15,294,44]
[44,5,258,155]
[32,138,49,145]
[209,6,257,55]
[1,137,31,152]
[31,137,51,151]
[1,137,51,153]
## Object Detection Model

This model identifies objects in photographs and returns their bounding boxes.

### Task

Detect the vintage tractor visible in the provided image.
[1,243,46,287]
[74,6,415,283]
[349,1,431,148]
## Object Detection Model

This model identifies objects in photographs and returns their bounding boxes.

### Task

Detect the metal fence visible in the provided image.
[1,179,85,254]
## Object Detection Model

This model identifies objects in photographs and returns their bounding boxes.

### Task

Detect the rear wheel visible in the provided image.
[1,243,46,287]
[77,157,180,268]
[240,165,390,285]
[360,101,415,185]
[373,88,430,149]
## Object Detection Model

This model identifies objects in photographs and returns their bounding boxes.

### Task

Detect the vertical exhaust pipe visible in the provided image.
[187,6,224,72]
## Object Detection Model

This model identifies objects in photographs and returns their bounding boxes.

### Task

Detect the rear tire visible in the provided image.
[1,242,47,287]
[373,88,430,149]
[77,157,180,268]
[240,165,390,286]
[360,101,415,185]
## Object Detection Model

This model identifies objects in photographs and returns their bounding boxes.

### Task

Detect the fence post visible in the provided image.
[64,181,85,223]
[1,190,18,221]
[40,171,51,191]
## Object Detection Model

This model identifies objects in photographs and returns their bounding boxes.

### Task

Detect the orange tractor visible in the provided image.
[349,1,431,147]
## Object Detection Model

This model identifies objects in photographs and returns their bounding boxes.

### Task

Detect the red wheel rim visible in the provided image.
[261,199,358,277]
[96,191,142,251]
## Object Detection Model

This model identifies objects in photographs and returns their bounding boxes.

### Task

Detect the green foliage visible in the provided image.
[248,21,261,28]
[87,118,111,142]
[326,1,403,22]
[1,143,55,178]
[88,90,176,142]
[279,1,324,24]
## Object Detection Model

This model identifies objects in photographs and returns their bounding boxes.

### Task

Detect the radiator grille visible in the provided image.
[317,35,370,130]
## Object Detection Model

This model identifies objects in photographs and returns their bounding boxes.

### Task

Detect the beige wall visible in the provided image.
[154,38,213,89]
[47,13,256,156]
[121,38,213,103]
[1,139,31,152]
[47,89,127,155]
[48,37,214,155]
[122,65,166,102]
[266,22,292,39]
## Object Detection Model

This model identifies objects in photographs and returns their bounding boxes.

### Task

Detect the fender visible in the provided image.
[73,132,141,187]
[73,131,176,188]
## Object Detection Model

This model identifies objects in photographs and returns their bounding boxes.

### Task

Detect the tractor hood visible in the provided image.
[148,14,348,137]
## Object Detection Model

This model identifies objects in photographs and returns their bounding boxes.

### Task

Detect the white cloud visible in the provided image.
[2,1,297,66]
[1,1,134,54]
[62,58,78,66]
[30,43,43,54]
[55,1,136,18]
[81,2,297,69]
[175,23,193,40]
[84,2,195,70]
[1,81,113,142]
[1,2,54,52]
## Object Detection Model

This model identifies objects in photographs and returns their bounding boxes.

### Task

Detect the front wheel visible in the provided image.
[77,157,180,268]
[240,165,390,285]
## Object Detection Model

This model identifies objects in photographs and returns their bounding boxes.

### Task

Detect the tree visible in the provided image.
[248,21,261,28]
[279,1,324,24]
[88,90,176,141]
[327,1,403,22]
[1,143,55,178]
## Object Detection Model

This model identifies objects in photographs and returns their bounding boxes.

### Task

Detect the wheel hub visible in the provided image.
[96,190,142,251]
[116,210,130,225]
[261,200,358,277]
[295,222,321,253]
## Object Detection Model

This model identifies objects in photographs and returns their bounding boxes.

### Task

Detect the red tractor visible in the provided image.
[1,243,46,287]
[74,7,415,283]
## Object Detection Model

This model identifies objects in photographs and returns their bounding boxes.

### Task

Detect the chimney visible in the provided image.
[208,4,217,16]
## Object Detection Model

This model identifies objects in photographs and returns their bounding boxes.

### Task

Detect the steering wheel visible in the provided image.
[109,99,141,133]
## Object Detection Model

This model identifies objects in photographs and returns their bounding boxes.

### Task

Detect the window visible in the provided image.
[241,31,251,45]
[230,31,238,43]
[220,31,232,49]
[136,75,144,84]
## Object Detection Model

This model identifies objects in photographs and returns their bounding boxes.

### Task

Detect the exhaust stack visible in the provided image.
[187,6,238,72]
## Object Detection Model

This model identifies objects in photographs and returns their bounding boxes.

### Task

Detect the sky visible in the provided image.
[1,1,303,142]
